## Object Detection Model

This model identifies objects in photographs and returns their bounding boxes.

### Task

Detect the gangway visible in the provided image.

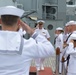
[29,55,55,75]
[30,67,53,75]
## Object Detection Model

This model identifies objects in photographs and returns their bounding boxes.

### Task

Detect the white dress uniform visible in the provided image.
[63,21,76,75]
[55,33,63,73]
[0,31,54,75]
[35,28,50,39]
[63,21,76,59]
[66,34,76,75]
[0,6,55,75]
[62,33,70,69]
[35,28,50,70]
[55,27,64,73]
[63,32,76,75]
[63,21,76,60]
[62,21,76,60]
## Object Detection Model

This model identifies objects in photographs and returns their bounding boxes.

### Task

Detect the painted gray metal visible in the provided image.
[0,0,66,44]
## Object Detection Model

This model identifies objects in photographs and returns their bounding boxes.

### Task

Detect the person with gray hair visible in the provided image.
[0,6,54,75]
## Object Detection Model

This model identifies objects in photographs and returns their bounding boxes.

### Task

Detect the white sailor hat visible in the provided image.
[0,6,25,17]
[56,27,63,31]
[70,34,76,40]
[65,20,76,26]
[37,20,45,24]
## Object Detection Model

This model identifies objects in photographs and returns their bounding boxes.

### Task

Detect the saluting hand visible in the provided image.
[19,19,34,35]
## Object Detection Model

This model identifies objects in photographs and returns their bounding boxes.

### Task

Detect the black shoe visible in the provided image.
[59,73,61,74]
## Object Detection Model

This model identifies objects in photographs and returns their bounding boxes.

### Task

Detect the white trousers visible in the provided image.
[35,58,45,68]
[67,72,76,75]
[59,53,62,73]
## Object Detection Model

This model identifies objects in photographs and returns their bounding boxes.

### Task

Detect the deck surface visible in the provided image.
[30,67,53,75]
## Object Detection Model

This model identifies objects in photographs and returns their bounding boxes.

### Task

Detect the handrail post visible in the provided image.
[55,47,60,75]
[62,56,66,75]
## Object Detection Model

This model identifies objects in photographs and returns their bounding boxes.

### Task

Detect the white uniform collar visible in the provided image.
[0,31,22,55]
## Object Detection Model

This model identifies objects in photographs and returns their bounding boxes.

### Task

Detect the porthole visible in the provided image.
[47,24,53,30]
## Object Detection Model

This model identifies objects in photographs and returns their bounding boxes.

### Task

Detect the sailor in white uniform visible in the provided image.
[63,21,76,56]
[63,21,76,75]
[35,20,51,71]
[63,22,71,42]
[0,6,55,75]
[35,20,50,41]
[66,34,76,75]
[54,27,64,74]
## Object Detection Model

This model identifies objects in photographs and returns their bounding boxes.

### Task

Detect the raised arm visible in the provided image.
[19,20,55,58]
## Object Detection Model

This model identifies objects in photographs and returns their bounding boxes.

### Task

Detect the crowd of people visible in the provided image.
[0,5,76,75]
[54,20,76,75]
[0,6,54,75]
